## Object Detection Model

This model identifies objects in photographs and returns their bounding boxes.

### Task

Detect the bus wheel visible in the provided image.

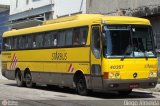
[76,76,88,96]
[118,89,132,96]
[25,72,35,88]
[15,71,25,87]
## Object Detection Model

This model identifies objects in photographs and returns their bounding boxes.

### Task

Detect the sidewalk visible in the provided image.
[0,55,7,80]
[134,84,160,96]
[0,69,7,80]
[150,84,160,92]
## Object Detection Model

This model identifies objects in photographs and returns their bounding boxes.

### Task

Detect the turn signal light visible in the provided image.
[103,72,109,79]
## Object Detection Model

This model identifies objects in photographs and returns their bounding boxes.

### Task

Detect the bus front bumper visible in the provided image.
[103,78,158,90]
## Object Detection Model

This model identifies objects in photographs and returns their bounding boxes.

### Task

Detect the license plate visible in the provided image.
[129,83,139,88]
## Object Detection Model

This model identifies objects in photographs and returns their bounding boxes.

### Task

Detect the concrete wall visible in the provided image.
[10,0,86,18]
[53,0,86,18]
[86,0,160,50]
[10,0,53,15]
[147,16,160,49]
[10,0,86,17]
[86,0,160,16]
[0,0,10,5]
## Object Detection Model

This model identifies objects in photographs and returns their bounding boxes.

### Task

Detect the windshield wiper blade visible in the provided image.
[120,56,126,61]
[144,52,148,60]
[120,52,128,61]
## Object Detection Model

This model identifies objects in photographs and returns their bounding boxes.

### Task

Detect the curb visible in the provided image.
[134,89,160,96]
[0,66,7,80]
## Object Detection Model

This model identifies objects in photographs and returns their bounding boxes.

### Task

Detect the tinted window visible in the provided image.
[13,37,18,49]
[3,26,88,50]
[80,27,88,45]
[58,31,65,47]
[65,29,73,46]
[73,27,88,46]
[50,31,58,47]
[27,35,33,49]
[3,38,12,50]
[92,26,100,58]
[73,28,80,46]
[34,34,44,48]
[18,36,25,49]
[44,32,52,47]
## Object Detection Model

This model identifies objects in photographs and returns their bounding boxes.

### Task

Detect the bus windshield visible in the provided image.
[103,25,156,58]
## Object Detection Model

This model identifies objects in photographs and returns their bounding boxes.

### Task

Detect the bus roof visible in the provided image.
[3,14,151,37]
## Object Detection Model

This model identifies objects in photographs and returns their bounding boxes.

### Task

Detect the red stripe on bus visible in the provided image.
[71,67,74,72]
[10,53,16,69]
[68,64,72,72]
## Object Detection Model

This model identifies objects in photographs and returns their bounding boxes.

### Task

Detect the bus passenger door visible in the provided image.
[90,25,103,90]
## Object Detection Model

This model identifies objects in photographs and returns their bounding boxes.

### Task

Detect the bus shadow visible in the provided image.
[87,91,154,99]
[5,83,155,99]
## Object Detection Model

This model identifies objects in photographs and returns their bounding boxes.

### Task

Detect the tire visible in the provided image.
[15,71,25,87]
[76,76,88,96]
[25,72,36,88]
[118,89,132,96]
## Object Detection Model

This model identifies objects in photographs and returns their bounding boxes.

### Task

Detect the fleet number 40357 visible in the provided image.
[110,65,124,69]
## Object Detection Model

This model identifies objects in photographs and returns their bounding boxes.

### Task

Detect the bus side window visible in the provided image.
[3,38,6,50]
[13,37,18,50]
[65,29,73,46]
[92,26,101,58]
[50,31,58,47]
[44,32,52,47]
[35,33,44,48]
[80,27,88,45]
[32,35,36,48]
[18,36,25,49]
[58,31,65,47]
[73,28,80,46]
[23,36,28,49]
[27,35,33,49]
[3,38,12,50]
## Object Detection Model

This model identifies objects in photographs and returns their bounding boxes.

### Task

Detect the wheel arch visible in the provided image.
[24,68,31,77]
[73,70,86,84]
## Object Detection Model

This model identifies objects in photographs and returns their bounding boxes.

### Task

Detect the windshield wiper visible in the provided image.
[144,51,148,60]
[120,55,126,61]
[120,52,129,61]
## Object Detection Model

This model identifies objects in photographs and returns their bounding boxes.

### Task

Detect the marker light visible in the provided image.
[103,72,109,79]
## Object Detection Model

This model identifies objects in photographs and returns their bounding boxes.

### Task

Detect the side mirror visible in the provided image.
[156,49,160,57]
[153,33,157,49]
[102,33,106,45]
[102,25,107,33]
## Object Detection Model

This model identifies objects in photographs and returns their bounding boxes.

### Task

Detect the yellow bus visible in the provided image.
[1,14,158,96]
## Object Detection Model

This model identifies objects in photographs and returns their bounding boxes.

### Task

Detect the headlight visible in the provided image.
[115,73,120,78]
[150,72,153,76]
[109,73,114,78]
[149,72,157,77]
[109,72,120,79]
[153,72,157,77]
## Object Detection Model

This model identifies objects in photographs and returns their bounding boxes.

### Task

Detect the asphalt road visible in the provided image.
[0,79,160,106]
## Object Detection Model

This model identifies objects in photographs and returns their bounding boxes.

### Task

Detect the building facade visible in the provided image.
[86,0,160,49]
[9,0,54,29]
[9,0,160,49]
[9,0,86,29]
[0,0,10,51]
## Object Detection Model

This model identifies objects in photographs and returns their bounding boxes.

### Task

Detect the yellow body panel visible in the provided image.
[2,47,90,74]
[102,58,158,80]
